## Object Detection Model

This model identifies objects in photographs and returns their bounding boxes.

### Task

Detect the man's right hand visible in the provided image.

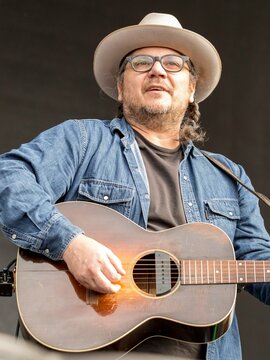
[62,233,126,294]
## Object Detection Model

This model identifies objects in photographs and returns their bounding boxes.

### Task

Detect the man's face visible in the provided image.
[117,47,196,127]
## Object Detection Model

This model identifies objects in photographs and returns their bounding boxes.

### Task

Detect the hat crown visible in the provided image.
[139,13,183,29]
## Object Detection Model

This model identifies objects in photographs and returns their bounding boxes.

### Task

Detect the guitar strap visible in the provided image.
[201,150,270,208]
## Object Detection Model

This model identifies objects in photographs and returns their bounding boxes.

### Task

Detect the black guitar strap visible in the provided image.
[201,150,270,208]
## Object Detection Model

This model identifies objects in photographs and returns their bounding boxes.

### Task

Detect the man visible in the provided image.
[0,12,270,360]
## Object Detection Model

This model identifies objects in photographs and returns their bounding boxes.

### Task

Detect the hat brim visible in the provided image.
[93,24,222,103]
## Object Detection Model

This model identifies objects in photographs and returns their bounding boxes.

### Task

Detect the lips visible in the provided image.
[145,85,168,92]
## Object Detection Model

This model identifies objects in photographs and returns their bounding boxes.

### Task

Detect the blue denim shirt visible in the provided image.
[0,118,270,359]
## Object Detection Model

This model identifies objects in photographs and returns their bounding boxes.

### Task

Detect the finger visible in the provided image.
[101,258,123,282]
[86,246,122,282]
[92,271,121,294]
[107,250,126,276]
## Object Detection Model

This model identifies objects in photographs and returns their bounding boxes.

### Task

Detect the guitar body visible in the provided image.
[16,201,236,352]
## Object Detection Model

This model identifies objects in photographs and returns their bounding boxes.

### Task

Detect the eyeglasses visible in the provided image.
[121,54,190,73]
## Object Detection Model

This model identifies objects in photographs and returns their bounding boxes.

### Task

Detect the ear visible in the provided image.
[117,82,123,102]
[189,82,196,103]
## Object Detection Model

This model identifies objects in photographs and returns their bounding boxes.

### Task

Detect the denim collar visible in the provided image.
[109,116,198,158]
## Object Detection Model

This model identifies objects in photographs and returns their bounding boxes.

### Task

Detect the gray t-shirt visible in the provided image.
[135,131,186,231]
[134,131,206,359]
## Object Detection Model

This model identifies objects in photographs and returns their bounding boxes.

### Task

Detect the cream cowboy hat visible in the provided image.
[93,12,222,103]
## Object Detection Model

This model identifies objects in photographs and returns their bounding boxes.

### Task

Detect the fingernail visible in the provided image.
[113,284,121,293]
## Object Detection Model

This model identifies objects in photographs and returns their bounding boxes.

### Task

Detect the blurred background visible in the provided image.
[0,0,269,358]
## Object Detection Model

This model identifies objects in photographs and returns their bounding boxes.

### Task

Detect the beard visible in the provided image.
[122,93,189,133]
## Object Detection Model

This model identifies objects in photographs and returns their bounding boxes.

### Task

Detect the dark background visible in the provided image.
[0,0,269,358]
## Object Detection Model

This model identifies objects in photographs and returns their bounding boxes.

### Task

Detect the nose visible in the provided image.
[148,60,167,77]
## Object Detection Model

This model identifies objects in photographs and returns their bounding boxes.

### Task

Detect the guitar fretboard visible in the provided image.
[181,260,270,285]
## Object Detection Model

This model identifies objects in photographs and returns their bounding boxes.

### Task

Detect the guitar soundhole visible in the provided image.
[132,251,179,297]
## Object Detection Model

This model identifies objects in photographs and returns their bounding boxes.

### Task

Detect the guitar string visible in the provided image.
[131,274,269,278]
[128,268,269,272]
[127,280,268,285]
[121,260,270,265]
[130,264,269,270]
[130,278,269,284]
[132,271,269,278]
[125,259,270,263]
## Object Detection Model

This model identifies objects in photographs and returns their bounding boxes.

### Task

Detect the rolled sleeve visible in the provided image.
[2,211,83,260]
[0,119,87,260]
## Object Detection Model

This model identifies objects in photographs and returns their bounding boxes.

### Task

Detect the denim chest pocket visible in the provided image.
[204,199,240,240]
[77,179,135,218]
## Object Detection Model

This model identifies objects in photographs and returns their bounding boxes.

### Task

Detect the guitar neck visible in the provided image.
[181,259,270,285]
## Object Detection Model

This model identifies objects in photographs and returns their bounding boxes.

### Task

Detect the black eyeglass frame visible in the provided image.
[120,54,191,73]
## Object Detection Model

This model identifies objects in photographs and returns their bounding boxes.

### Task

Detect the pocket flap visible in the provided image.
[78,179,134,204]
[206,199,240,220]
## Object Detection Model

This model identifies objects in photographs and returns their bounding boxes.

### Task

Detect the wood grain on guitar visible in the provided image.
[16,201,270,353]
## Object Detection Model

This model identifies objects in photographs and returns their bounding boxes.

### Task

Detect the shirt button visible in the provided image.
[188,202,193,207]
[11,234,17,240]
[229,211,233,216]
[103,195,109,201]
[45,249,50,255]
[145,194,150,200]
[183,176,188,180]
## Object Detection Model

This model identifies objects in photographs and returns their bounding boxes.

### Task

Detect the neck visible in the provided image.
[130,122,180,149]
[122,101,187,149]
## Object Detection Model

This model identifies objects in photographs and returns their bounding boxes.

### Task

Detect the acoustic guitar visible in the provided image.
[16,201,270,353]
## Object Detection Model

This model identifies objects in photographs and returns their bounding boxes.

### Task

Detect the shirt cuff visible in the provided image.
[2,213,83,260]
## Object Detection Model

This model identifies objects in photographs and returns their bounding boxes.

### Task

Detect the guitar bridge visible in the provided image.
[86,289,99,305]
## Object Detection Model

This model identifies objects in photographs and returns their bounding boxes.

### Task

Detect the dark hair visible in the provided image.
[116,59,206,144]
[179,100,205,143]
[179,63,205,143]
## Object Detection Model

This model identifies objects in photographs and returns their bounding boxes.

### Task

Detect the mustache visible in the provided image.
[143,81,172,94]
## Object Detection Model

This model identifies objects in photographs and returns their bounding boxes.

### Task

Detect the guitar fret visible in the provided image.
[257,261,265,283]
[228,260,231,283]
[201,260,203,284]
[195,260,197,284]
[220,261,223,283]
[220,260,223,283]
[182,260,186,285]
[207,260,209,284]
[235,261,238,283]
[233,260,237,283]
[232,260,235,283]
[258,261,263,282]
[267,266,270,282]
[253,261,256,282]
[213,260,216,283]
[263,261,266,282]
[189,260,191,284]
[238,262,244,283]
[217,261,220,283]
[186,260,188,284]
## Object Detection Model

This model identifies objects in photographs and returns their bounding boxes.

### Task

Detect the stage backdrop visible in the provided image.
[0,1,269,359]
